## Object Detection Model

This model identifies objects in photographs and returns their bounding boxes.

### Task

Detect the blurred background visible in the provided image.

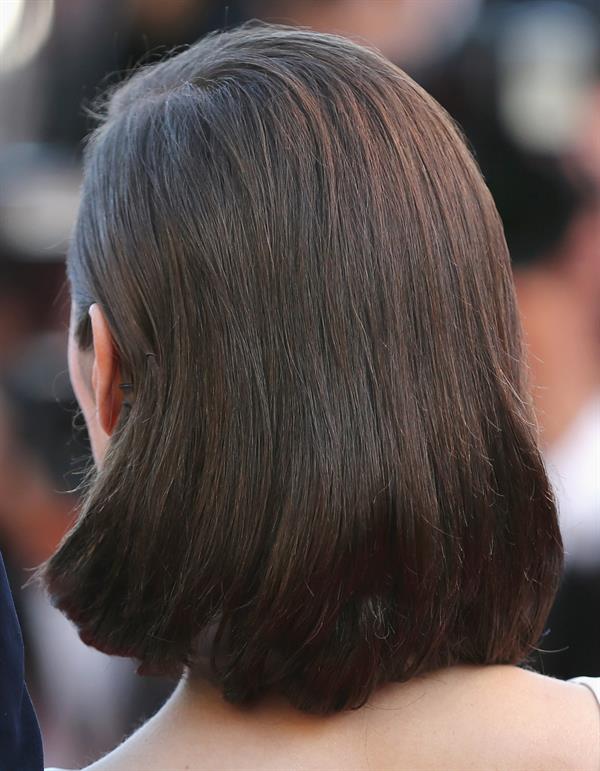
[0,0,598,765]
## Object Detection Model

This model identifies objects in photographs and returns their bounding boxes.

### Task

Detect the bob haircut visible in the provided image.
[45,23,562,714]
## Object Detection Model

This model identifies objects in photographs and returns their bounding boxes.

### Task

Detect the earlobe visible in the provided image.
[89,304,123,437]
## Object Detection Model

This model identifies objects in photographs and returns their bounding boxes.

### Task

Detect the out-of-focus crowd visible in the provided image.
[0,0,598,766]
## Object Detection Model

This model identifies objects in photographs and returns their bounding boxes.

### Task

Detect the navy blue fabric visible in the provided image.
[0,553,43,771]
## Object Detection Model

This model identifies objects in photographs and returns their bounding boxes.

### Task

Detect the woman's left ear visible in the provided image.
[89,304,123,437]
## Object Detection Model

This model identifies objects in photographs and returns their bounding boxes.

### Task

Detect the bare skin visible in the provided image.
[48,664,597,771]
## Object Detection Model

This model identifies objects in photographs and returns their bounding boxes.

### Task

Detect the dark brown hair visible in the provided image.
[45,23,562,714]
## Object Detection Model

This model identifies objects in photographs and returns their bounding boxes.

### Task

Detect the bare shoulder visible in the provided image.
[371,665,600,770]
[503,666,600,764]
[452,665,599,770]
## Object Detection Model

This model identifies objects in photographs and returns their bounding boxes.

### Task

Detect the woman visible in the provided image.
[45,24,599,770]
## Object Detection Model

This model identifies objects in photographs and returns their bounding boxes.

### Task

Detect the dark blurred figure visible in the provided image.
[0,551,43,771]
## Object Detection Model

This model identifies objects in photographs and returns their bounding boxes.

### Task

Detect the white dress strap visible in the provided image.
[571,676,600,706]
[571,677,600,770]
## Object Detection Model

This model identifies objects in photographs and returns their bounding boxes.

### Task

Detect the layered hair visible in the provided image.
[45,23,562,714]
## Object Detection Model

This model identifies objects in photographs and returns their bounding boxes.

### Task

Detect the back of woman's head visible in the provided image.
[46,23,562,714]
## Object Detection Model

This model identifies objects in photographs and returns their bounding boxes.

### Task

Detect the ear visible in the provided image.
[89,304,123,437]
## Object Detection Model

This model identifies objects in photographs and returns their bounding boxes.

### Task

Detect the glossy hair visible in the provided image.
[45,23,562,714]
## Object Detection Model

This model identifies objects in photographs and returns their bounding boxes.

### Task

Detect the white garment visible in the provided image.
[571,676,600,705]
[546,394,600,571]
[571,676,600,765]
